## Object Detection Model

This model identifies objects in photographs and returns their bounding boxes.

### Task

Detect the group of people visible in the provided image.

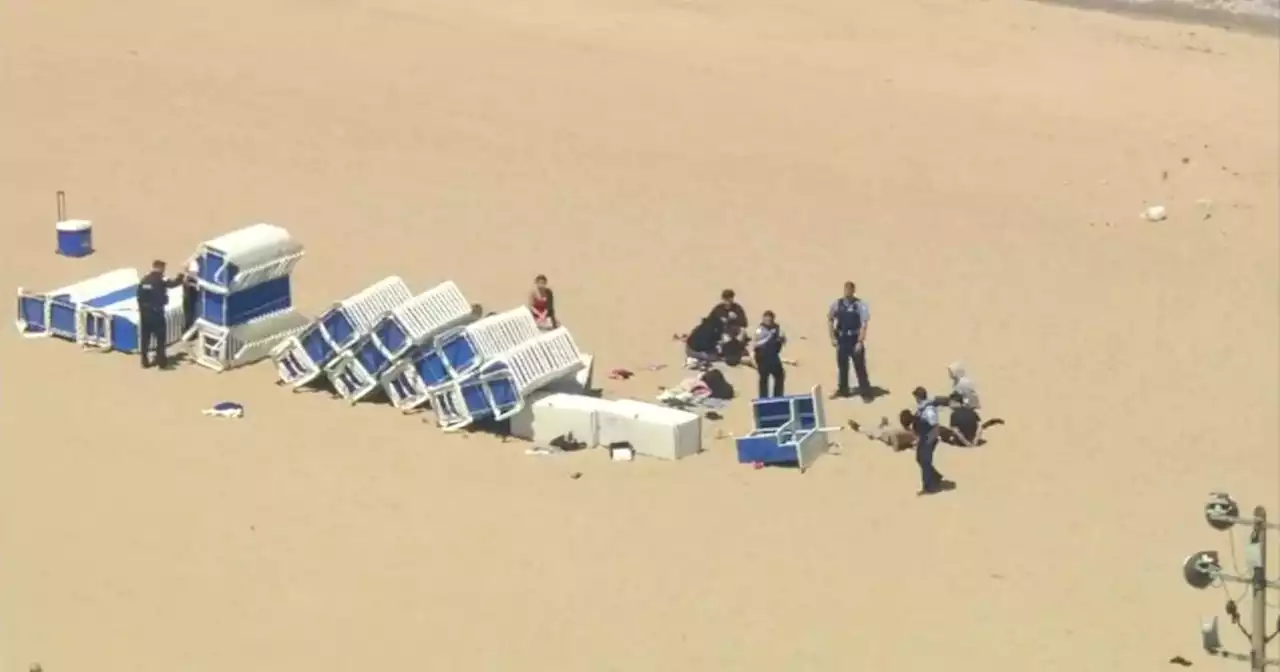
[682,281,874,401]
[681,289,789,399]
[848,362,1002,495]
[680,282,998,497]
[137,264,991,495]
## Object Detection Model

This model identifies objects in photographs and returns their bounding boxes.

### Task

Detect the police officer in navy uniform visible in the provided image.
[912,386,952,495]
[827,281,872,399]
[137,259,184,369]
[753,310,787,398]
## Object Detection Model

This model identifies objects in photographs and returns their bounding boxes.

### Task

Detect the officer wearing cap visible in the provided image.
[827,281,872,399]
[137,259,184,369]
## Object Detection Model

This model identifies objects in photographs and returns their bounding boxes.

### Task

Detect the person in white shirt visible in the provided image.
[947,361,981,410]
[913,386,953,495]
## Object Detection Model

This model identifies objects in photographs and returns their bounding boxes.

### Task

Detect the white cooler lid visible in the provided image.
[56,219,92,232]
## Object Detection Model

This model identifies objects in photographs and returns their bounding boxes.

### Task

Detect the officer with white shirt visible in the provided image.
[753,310,786,398]
[827,281,872,399]
[912,386,951,495]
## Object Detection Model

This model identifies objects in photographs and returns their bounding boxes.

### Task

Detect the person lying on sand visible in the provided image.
[848,411,918,451]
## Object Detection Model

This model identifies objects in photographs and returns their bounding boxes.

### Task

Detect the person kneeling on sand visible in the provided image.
[683,316,723,369]
[947,361,980,410]
[939,391,1004,447]
[848,410,917,451]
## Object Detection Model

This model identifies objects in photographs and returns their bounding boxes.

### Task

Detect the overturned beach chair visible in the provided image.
[271,276,413,388]
[190,223,303,295]
[734,385,834,473]
[78,285,186,353]
[431,327,585,431]
[325,281,476,403]
[190,308,311,372]
[15,268,140,341]
[380,306,541,411]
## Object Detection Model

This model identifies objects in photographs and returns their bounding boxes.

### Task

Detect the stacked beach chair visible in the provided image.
[14,267,188,355]
[271,276,414,389]
[381,306,543,412]
[11,213,709,461]
[324,281,478,403]
[185,223,311,371]
[430,325,588,431]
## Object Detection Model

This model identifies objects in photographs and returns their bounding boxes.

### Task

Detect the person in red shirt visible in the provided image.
[528,274,558,330]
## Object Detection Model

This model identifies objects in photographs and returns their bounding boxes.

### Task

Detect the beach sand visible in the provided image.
[1,0,1277,670]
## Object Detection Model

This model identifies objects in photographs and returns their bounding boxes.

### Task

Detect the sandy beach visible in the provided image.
[1,0,1278,670]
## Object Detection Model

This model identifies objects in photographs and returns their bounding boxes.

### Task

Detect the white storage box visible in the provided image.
[507,392,615,446]
[599,399,702,460]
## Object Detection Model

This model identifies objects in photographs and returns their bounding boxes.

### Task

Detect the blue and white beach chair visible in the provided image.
[431,327,585,431]
[272,276,413,388]
[78,285,186,353]
[325,281,476,403]
[190,223,303,295]
[15,268,140,341]
[380,305,541,412]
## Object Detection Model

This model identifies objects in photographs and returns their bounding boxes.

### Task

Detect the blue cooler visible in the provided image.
[56,219,94,257]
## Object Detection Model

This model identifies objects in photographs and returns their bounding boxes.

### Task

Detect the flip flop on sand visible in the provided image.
[609,368,635,380]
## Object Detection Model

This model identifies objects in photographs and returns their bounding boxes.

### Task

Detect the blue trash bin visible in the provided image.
[56,219,94,257]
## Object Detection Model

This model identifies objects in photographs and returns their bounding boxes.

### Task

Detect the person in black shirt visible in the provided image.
[718,322,749,366]
[707,289,747,331]
[939,391,1004,447]
[137,259,184,369]
[752,310,787,397]
[181,261,200,334]
[684,316,722,369]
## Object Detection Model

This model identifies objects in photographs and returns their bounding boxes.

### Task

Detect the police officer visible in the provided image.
[137,259,184,369]
[912,386,951,495]
[753,310,787,398]
[827,281,872,399]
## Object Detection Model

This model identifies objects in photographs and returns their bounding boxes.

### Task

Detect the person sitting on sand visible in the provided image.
[849,411,917,451]
[528,274,557,330]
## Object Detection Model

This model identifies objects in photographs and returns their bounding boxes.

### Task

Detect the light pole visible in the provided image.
[1183,493,1280,670]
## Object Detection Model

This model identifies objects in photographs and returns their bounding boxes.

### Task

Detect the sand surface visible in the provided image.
[2,0,1278,670]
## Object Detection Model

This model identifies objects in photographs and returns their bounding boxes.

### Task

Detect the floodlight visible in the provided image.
[1205,492,1239,531]
[1183,550,1222,589]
